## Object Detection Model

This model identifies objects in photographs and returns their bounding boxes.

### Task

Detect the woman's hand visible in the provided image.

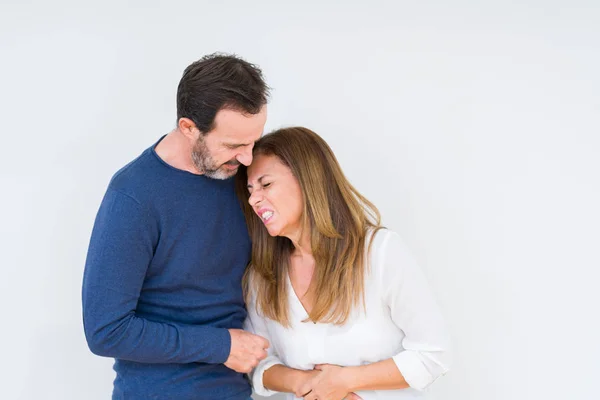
[298,364,362,400]
[292,369,320,398]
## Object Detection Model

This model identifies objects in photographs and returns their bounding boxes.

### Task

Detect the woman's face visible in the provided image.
[246,153,304,239]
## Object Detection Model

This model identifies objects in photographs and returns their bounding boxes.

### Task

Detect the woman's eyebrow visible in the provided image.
[247,175,272,187]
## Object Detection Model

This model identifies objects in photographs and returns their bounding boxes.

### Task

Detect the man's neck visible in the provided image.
[154,130,200,174]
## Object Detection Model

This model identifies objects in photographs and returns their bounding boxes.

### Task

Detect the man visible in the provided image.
[82,53,270,400]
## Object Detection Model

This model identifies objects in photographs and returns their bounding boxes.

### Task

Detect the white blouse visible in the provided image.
[244,229,451,399]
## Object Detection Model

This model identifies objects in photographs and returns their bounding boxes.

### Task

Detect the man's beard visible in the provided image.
[191,136,240,180]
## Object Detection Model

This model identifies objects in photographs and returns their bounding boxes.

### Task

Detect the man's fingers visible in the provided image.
[257,335,270,349]
[256,348,268,360]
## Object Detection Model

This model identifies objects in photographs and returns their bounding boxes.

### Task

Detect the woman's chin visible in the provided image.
[265,225,280,237]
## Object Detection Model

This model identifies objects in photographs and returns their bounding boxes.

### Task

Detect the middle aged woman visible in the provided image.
[235,127,451,400]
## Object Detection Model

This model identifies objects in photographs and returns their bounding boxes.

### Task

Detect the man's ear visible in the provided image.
[178,117,199,141]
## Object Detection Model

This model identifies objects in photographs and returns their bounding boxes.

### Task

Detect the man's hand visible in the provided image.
[298,364,362,400]
[224,329,270,373]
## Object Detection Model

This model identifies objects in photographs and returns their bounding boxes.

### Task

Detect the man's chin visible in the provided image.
[223,165,240,176]
[205,166,238,180]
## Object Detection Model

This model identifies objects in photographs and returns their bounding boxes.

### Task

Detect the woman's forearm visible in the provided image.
[345,358,409,391]
[263,365,316,394]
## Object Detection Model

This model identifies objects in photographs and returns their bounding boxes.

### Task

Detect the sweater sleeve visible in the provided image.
[243,287,284,396]
[378,230,452,391]
[82,189,231,364]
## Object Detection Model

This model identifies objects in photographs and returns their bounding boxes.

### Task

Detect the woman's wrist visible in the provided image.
[341,365,362,392]
[290,369,316,394]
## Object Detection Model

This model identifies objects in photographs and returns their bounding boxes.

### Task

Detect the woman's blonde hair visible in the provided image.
[235,127,382,327]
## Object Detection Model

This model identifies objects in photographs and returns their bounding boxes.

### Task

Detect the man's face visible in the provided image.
[192,106,267,179]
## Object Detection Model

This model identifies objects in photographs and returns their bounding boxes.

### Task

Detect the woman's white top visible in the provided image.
[245,229,451,399]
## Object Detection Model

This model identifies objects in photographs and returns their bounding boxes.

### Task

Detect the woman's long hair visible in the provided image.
[235,127,382,327]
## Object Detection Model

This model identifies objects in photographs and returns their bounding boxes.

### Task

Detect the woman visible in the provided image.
[235,127,451,400]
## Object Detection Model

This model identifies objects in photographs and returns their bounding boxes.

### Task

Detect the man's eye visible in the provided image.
[263,182,272,188]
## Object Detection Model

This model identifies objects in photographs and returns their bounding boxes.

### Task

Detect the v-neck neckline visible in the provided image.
[286,272,316,323]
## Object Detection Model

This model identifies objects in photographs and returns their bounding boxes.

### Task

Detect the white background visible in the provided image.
[1,1,599,399]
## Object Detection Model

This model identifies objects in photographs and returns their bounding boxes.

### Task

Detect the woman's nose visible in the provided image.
[248,190,261,206]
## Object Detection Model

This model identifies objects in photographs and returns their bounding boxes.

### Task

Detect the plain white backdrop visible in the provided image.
[1,1,599,399]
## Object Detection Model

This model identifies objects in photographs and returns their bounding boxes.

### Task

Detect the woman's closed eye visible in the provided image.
[247,181,272,193]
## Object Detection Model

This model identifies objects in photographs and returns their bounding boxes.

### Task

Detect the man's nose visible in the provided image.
[237,148,253,166]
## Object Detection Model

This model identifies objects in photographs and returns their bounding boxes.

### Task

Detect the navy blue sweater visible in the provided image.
[82,138,252,400]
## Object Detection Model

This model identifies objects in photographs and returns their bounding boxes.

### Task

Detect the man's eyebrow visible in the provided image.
[224,141,253,148]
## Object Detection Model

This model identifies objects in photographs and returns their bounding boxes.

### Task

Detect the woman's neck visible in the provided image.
[289,227,312,259]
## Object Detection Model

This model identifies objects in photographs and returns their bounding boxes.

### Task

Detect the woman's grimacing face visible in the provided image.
[246,153,304,239]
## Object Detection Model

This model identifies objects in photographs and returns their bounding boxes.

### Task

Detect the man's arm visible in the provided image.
[82,189,231,364]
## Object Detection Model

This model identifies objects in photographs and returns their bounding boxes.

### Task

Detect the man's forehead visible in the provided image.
[212,110,265,142]
[215,106,266,126]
